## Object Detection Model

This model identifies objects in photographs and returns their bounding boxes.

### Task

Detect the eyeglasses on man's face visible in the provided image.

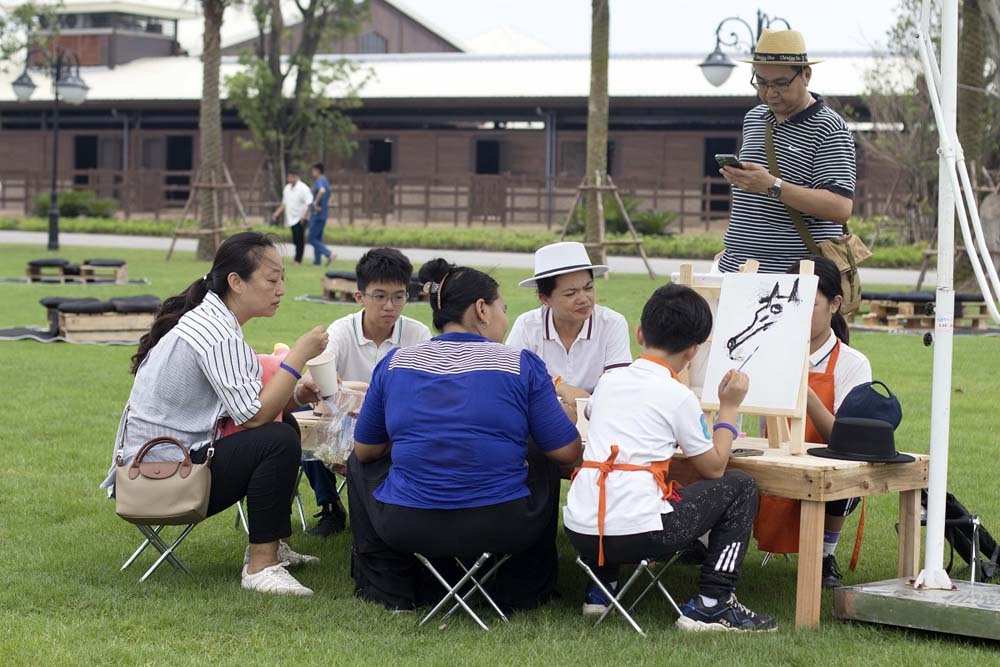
[363,291,408,306]
[751,69,802,93]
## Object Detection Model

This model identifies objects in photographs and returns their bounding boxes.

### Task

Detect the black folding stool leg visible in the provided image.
[575,555,647,636]
[440,554,512,623]
[415,552,508,631]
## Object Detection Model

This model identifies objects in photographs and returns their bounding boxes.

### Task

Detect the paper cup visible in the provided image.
[305,351,338,397]
[575,397,590,441]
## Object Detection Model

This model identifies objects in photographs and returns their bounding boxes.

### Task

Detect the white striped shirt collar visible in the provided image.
[350,310,403,347]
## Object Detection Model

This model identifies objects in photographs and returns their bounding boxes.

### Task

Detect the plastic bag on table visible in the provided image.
[301,387,365,474]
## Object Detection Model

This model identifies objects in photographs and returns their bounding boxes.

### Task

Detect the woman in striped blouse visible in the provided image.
[104,232,329,596]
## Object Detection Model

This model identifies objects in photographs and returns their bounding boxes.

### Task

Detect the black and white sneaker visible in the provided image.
[676,594,777,632]
[822,554,843,588]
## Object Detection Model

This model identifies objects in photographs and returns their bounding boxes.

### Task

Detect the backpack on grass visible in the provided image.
[920,489,1000,582]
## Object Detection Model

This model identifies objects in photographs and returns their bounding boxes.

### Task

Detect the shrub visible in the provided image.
[565,193,642,235]
[632,209,677,236]
[87,198,118,219]
[32,190,116,219]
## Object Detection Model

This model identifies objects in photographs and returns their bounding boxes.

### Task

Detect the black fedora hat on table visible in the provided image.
[807,417,915,463]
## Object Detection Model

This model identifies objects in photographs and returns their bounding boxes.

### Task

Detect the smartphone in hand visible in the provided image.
[715,153,742,169]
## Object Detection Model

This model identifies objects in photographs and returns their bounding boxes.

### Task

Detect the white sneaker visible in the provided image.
[241,562,314,596]
[278,541,320,566]
[244,541,320,568]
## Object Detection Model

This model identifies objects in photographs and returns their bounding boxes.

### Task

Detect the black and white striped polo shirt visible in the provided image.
[719,95,856,274]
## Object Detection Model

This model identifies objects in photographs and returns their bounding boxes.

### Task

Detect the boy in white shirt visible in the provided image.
[302,248,431,536]
[563,283,776,632]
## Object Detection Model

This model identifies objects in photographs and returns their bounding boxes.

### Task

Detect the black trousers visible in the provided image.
[347,448,561,612]
[190,419,300,544]
[290,220,306,263]
[566,469,758,601]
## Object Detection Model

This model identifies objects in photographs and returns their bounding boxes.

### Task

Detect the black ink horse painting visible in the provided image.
[726,278,801,360]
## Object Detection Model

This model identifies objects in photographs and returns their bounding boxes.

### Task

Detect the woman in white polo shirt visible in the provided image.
[102,232,328,596]
[506,242,632,402]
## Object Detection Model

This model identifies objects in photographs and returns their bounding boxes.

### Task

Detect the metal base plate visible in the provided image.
[834,577,1000,640]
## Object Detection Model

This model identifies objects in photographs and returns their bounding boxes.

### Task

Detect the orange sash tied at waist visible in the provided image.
[572,444,682,566]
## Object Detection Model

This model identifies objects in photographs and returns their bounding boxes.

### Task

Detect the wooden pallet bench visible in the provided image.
[58,311,154,343]
[858,295,993,331]
[321,271,358,301]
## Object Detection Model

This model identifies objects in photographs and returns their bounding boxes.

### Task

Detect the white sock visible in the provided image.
[700,595,718,607]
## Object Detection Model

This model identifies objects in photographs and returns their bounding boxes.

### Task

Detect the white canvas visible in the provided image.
[701,273,818,412]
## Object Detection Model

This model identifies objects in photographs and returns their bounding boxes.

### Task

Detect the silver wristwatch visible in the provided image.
[767,177,783,200]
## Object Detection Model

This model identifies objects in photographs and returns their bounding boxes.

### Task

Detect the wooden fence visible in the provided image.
[0,169,902,231]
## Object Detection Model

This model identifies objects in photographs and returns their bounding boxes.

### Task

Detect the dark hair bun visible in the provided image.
[417,258,453,285]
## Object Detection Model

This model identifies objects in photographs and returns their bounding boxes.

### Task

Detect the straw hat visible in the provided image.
[738,29,823,66]
[519,242,609,288]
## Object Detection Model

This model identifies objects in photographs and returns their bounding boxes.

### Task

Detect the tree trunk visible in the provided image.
[197,0,226,260]
[583,0,609,264]
[955,0,988,292]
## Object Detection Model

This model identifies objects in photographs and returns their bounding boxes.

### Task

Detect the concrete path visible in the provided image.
[0,230,935,286]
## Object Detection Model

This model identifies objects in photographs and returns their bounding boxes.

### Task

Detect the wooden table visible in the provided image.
[668,438,929,628]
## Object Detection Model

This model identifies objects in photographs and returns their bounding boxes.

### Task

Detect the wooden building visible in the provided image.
[0,0,900,228]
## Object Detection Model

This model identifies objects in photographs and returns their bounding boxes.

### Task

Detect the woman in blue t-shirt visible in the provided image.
[348,258,582,612]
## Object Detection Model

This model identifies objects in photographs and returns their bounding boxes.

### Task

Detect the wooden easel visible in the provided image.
[166,164,252,260]
[558,171,655,279]
[678,259,814,455]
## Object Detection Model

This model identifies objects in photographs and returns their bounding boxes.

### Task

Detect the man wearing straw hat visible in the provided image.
[716,30,856,274]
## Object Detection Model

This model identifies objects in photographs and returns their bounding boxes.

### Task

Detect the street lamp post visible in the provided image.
[11,47,89,251]
[699,9,791,87]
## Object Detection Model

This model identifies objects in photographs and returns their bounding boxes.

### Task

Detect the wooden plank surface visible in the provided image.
[669,438,928,501]
[795,500,826,628]
[59,313,154,332]
[897,489,922,577]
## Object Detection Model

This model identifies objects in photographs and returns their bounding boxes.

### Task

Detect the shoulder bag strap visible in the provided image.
[764,122,823,254]
[116,404,130,465]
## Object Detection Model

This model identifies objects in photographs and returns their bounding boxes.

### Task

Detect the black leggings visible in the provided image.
[567,469,758,600]
[190,420,300,544]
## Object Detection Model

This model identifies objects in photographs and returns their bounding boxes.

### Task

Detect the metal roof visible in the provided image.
[0,52,908,105]
[46,0,199,21]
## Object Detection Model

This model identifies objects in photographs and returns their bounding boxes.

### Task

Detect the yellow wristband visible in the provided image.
[553,376,563,388]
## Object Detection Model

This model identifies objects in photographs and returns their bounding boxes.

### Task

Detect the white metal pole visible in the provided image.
[915,0,957,590]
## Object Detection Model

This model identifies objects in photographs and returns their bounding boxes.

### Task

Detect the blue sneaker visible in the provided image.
[676,594,777,632]
[582,581,615,617]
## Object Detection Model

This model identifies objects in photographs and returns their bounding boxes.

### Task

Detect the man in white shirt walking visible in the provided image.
[272,169,313,264]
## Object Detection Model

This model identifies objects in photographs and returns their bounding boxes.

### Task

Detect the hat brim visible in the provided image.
[805,446,915,464]
[738,57,823,65]
[519,264,609,288]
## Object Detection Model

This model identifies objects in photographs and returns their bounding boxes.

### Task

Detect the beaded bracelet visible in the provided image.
[714,422,739,439]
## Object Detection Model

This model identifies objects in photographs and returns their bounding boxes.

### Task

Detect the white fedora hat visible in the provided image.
[519,241,609,288]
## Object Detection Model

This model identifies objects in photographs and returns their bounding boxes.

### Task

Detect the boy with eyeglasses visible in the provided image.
[301,248,431,537]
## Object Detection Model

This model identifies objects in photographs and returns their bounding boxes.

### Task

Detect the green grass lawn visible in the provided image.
[0,242,996,665]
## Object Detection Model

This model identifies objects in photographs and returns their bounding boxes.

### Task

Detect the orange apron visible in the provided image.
[754,340,866,566]
[571,355,683,566]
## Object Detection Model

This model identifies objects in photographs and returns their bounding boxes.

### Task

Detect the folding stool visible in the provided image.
[120,523,199,582]
[414,552,512,631]
[574,553,684,637]
[234,452,346,533]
